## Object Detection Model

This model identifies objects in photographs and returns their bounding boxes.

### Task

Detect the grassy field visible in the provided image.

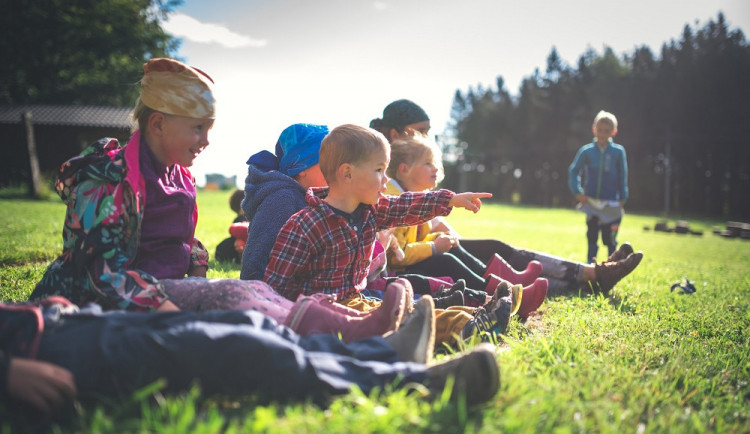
[1,189,748,432]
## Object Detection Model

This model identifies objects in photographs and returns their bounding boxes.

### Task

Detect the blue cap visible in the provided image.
[247,123,329,176]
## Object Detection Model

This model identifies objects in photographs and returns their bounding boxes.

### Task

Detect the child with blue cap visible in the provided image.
[241,124,330,281]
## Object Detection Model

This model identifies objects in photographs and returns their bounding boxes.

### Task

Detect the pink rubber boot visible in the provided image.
[484,254,543,287]
[516,278,548,319]
[484,273,511,296]
[428,276,455,294]
[284,284,407,342]
[304,293,369,317]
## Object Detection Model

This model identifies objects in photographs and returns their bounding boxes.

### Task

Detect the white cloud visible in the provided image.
[163,13,267,48]
[373,2,388,11]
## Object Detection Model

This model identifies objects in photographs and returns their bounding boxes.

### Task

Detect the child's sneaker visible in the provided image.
[434,279,466,298]
[461,295,512,338]
[433,290,465,309]
[462,287,489,308]
[487,281,522,317]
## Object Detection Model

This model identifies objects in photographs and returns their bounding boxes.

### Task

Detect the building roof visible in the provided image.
[0,104,132,128]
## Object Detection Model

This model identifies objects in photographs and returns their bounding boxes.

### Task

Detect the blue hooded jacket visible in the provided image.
[240,164,307,280]
[240,124,329,281]
[568,140,629,201]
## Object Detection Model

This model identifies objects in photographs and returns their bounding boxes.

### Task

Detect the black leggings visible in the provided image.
[404,245,488,289]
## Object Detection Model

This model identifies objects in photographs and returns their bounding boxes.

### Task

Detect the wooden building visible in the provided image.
[0,104,133,188]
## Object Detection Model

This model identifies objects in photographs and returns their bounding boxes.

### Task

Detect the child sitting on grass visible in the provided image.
[214,189,248,263]
[264,124,518,345]
[384,135,548,318]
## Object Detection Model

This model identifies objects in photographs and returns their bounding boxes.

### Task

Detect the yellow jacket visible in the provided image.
[385,180,440,271]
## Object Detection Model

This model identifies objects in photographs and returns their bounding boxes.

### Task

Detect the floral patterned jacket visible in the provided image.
[29,132,208,311]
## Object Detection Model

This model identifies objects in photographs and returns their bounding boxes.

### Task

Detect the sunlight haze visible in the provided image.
[161,0,750,187]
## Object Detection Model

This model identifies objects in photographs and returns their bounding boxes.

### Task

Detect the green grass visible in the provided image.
[1,190,748,432]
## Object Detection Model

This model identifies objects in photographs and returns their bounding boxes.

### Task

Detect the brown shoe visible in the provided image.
[595,251,644,294]
[425,343,500,406]
[607,242,634,262]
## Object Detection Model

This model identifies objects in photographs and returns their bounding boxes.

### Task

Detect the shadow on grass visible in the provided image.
[608,293,638,315]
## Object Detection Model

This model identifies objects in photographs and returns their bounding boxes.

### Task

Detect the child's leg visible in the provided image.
[339,293,381,312]
[461,238,584,284]
[586,215,600,263]
[284,284,406,343]
[446,245,487,275]
[37,309,422,403]
[214,237,239,262]
[600,218,621,257]
[161,278,293,324]
[434,307,474,346]
[507,248,582,283]
[460,238,514,263]
[405,253,485,289]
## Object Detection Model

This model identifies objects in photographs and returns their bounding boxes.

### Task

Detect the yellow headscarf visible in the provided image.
[140,58,216,119]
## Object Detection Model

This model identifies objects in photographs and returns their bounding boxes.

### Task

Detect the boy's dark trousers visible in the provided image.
[36,309,427,404]
[586,216,621,263]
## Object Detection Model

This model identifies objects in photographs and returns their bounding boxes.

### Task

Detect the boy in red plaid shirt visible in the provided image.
[265,124,515,345]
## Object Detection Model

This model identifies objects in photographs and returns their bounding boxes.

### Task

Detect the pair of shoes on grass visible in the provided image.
[384,295,499,406]
[433,279,490,309]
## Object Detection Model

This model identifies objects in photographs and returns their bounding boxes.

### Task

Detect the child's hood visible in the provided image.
[242,163,306,220]
[55,137,127,204]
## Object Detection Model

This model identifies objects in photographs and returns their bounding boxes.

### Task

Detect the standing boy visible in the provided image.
[568,110,629,263]
[264,124,514,345]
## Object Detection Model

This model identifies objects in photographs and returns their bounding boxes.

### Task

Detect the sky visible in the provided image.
[161,0,750,187]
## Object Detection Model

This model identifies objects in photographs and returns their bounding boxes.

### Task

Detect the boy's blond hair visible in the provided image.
[593,110,618,130]
[319,124,389,184]
[387,135,445,185]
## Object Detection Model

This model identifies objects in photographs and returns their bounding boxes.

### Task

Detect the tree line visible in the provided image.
[0,0,180,106]
[443,13,750,219]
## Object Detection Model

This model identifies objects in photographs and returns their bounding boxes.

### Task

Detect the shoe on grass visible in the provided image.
[384,296,435,364]
[433,290,465,309]
[595,251,644,294]
[607,242,634,262]
[425,343,499,406]
[487,281,522,317]
[462,287,489,308]
[461,295,512,339]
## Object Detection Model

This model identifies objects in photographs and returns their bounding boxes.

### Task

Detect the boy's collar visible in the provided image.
[305,186,374,217]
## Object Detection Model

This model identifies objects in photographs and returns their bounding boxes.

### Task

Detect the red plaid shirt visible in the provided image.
[264,186,454,301]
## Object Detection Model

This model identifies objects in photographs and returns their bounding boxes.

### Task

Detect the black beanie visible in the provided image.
[378,99,429,128]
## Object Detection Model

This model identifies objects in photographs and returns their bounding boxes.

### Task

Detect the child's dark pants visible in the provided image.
[586,216,620,262]
[37,309,426,405]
